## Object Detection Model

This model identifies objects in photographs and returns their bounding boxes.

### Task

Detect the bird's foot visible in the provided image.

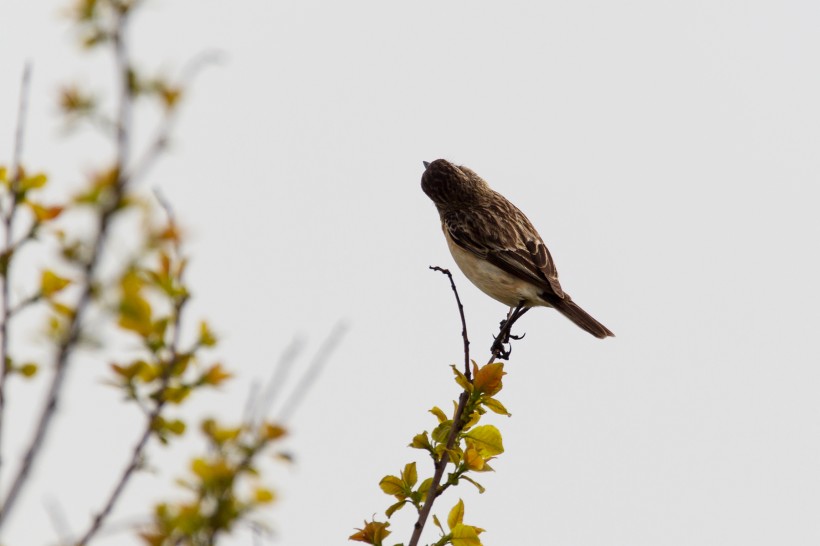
[490,336,513,360]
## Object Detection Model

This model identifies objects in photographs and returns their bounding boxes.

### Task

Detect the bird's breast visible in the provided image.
[443,228,546,308]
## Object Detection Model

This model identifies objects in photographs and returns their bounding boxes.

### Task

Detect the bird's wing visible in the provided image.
[446,218,565,299]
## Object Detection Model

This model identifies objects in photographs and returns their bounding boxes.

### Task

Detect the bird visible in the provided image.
[421,159,613,339]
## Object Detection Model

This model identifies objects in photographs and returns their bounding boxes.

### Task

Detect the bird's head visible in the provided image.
[421,159,491,211]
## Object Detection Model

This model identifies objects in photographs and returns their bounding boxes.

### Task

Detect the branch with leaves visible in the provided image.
[0,1,290,544]
[351,268,528,546]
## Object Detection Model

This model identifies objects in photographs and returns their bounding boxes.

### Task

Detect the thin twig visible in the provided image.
[44,496,72,545]
[250,336,304,426]
[276,322,348,423]
[409,268,529,546]
[10,63,32,184]
[126,51,221,186]
[0,13,134,527]
[114,12,132,172]
[74,287,189,546]
[429,267,470,379]
[72,187,186,545]
[0,62,32,493]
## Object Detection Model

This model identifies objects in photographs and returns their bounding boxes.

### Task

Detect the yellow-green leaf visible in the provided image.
[448,498,465,529]
[163,385,191,404]
[462,425,504,457]
[198,321,217,347]
[379,475,405,498]
[208,423,241,444]
[110,362,138,380]
[429,406,448,423]
[461,475,486,494]
[451,365,473,392]
[385,499,407,517]
[482,397,510,416]
[136,362,159,382]
[432,514,444,534]
[28,202,64,222]
[19,173,48,192]
[50,301,75,318]
[451,523,482,546]
[431,421,453,444]
[254,487,275,504]
[462,410,481,431]
[417,477,433,497]
[201,363,232,386]
[409,432,432,451]
[190,458,210,479]
[118,275,153,336]
[41,270,71,297]
[164,419,186,436]
[401,462,417,487]
[19,362,38,378]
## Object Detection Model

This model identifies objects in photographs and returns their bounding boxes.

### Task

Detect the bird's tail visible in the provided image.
[549,296,614,339]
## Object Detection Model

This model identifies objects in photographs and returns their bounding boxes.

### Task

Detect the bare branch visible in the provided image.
[44,496,72,545]
[249,336,305,426]
[276,321,348,423]
[0,12,136,526]
[10,63,32,184]
[0,61,33,490]
[127,51,222,186]
[429,266,470,379]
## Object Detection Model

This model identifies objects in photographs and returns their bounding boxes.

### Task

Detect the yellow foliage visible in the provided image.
[378,475,404,498]
[201,363,231,386]
[253,487,275,504]
[447,498,465,529]
[451,365,473,392]
[29,202,64,222]
[482,397,510,416]
[261,423,286,441]
[401,462,417,487]
[462,425,504,457]
[18,173,48,192]
[198,320,217,347]
[118,271,153,336]
[349,520,391,545]
[473,362,505,396]
[451,523,482,546]
[191,458,232,483]
[429,406,448,423]
[19,362,39,378]
[463,444,484,471]
[40,270,71,297]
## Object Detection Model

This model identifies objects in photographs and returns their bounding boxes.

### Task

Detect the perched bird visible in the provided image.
[421,159,613,339]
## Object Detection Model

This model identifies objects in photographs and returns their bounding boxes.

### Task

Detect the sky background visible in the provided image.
[1,1,819,545]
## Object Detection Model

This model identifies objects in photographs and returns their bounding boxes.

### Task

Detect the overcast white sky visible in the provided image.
[1,1,819,545]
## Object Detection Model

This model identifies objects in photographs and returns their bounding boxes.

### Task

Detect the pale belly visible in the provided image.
[445,231,547,308]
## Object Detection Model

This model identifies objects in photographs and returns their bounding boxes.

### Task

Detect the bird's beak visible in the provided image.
[423,160,430,169]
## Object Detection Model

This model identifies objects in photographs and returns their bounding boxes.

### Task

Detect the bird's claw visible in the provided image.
[490,337,513,360]
[491,328,526,360]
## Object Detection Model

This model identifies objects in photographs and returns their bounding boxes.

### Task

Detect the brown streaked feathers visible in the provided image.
[421,159,613,339]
